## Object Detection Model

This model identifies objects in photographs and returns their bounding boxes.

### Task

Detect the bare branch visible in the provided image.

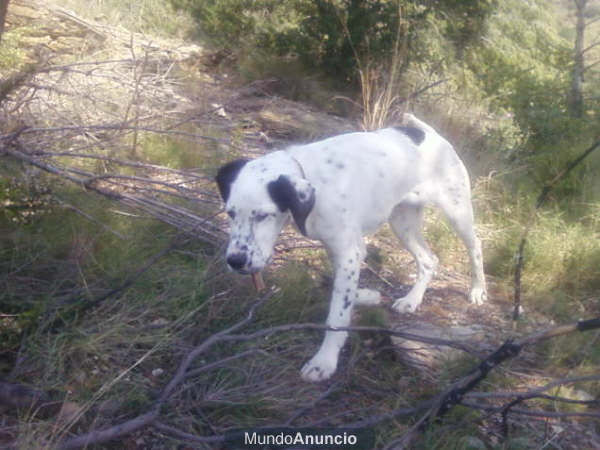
[585,15,600,27]
[466,373,600,401]
[386,317,600,447]
[581,40,600,55]
[583,59,600,72]
[153,421,226,445]
[18,124,232,146]
[59,410,160,450]
[462,401,600,419]
[34,151,211,180]
[57,290,276,449]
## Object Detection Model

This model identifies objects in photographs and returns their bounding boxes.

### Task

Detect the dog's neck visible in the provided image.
[274,149,307,180]
[290,155,306,179]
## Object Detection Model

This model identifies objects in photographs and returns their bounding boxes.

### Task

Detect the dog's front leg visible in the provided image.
[301,243,361,382]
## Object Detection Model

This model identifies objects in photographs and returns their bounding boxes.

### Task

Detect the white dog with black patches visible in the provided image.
[216,114,486,382]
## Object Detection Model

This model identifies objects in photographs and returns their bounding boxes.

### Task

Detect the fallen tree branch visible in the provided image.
[17,123,233,146]
[388,316,600,448]
[58,410,160,450]
[222,323,484,356]
[465,373,600,402]
[33,151,211,181]
[55,302,473,448]
[2,143,226,245]
[462,401,600,420]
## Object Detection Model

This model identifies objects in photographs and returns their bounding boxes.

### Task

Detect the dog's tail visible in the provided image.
[402,113,455,152]
[402,113,438,137]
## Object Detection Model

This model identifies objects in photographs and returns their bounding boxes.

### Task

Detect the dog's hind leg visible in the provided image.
[434,190,487,305]
[353,242,381,306]
[389,203,438,313]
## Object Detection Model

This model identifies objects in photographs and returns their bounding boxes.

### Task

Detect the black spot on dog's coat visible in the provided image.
[343,295,351,309]
[394,126,425,146]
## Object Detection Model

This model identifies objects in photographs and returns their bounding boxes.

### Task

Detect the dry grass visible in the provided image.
[55,0,196,39]
[333,2,411,131]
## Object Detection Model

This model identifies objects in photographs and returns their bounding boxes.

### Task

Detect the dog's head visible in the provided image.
[215,154,315,274]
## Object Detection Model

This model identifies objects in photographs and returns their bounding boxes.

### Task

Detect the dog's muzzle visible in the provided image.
[226,252,269,274]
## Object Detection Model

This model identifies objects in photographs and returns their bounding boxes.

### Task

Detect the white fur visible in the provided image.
[221,114,487,382]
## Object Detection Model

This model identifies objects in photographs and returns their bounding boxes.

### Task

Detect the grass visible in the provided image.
[0,169,220,444]
[471,174,600,319]
[0,28,28,73]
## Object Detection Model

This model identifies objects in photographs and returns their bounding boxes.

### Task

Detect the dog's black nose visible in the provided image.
[227,253,247,270]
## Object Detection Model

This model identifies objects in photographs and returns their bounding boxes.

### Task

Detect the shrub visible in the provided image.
[172,0,497,86]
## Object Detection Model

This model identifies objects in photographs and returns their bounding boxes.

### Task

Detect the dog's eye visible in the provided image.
[255,213,269,222]
[227,210,236,219]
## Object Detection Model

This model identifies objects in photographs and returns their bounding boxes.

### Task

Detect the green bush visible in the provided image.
[171,0,497,85]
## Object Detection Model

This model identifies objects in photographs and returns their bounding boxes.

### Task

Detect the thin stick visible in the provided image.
[252,272,266,292]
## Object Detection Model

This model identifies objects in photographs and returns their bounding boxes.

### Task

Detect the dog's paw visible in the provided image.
[301,354,337,382]
[356,288,381,306]
[392,295,420,313]
[469,287,487,305]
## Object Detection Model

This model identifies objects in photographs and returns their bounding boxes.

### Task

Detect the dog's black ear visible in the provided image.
[268,175,315,236]
[215,159,249,203]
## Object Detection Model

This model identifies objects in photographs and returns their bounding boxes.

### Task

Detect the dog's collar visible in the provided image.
[290,155,306,179]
